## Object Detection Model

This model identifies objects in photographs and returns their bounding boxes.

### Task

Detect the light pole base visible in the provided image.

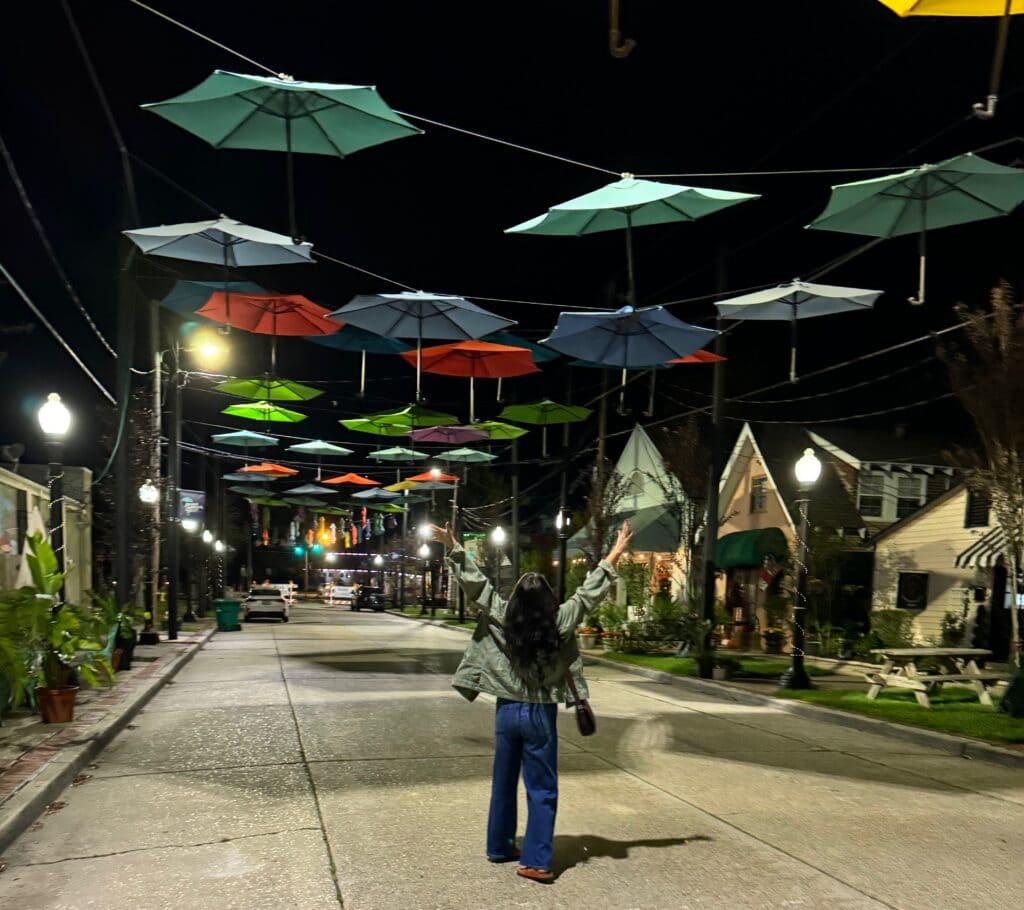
[779,665,814,690]
[138,631,160,646]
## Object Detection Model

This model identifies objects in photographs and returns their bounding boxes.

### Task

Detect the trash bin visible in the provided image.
[214,598,243,632]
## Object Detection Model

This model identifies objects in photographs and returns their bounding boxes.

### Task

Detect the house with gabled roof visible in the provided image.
[715,422,955,648]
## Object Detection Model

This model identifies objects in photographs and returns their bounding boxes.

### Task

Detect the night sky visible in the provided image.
[3,1,1024,502]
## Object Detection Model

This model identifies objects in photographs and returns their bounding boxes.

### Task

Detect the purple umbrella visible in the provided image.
[409,425,489,445]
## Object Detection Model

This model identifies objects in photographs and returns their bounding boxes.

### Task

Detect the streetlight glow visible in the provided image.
[214,539,225,553]
[202,529,214,544]
[418,543,430,559]
[181,518,200,533]
[417,524,430,539]
[429,466,441,480]
[555,509,571,531]
[325,552,337,563]
[37,393,71,438]
[188,328,229,370]
[373,554,384,567]
[138,479,160,505]
[794,448,822,488]
[491,526,507,547]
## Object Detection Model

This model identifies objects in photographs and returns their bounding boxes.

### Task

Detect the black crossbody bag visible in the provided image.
[563,671,596,736]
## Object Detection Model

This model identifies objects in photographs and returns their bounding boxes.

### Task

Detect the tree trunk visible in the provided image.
[1010,551,1021,667]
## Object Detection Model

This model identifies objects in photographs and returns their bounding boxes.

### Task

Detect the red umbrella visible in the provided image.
[197,291,342,372]
[237,461,299,476]
[407,470,459,483]
[400,340,540,421]
[322,472,380,486]
[667,350,726,364]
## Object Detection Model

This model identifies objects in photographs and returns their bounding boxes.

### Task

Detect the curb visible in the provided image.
[583,654,1024,771]
[0,626,217,855]
[385,611,474,634]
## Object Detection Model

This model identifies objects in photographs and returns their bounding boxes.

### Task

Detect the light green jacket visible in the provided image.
[446,545,616,704]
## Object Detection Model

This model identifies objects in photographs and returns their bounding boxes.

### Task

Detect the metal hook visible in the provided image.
[609,0,636,59]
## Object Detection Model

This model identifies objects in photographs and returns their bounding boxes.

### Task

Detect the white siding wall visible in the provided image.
[872,488,986,643]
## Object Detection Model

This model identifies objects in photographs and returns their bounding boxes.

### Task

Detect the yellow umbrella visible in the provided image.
[384,480,422,492]
[878,1,1022,118]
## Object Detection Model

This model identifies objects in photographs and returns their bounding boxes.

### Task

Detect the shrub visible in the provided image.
[869,609,915,648]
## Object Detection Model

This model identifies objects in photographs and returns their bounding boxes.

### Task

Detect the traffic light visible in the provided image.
[311,544,322,554]
[293,545,304,557]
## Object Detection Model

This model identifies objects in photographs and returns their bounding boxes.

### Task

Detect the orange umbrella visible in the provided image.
[407,470,459,483]
[400,340,540,421]
[237,462,299,476]
[322,472,380,486]
[667,350,726,364]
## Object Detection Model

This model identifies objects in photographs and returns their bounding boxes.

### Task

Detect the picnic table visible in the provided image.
[865,648,1008,709]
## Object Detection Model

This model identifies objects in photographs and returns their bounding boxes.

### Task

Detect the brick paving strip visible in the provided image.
[387,609,1024,770]
[0,625,215,854]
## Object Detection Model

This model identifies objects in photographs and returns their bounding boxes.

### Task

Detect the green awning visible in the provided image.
[715,528,789,569]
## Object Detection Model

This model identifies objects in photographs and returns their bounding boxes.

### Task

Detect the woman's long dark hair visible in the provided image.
[504,572,562,684]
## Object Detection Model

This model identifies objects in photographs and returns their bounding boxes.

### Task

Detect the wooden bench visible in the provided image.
[865,648,1009,708]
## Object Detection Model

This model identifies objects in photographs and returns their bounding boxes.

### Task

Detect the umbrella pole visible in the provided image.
[496,376,503,402]
[618,367,628,414]
[286,118,299,241]
[416,336,422,401]
[909,228,927,306]
[542,426,548,459]
[973,1,1013,120]
[222,245,231,333]
[360,349,367,396]
[644,369,656,417]
[625,211,637,307]
[271,335,278,375]
[790,302,798,384]
[470,376,475,423]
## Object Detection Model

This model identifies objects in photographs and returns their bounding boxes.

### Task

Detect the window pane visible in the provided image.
[896,498,919,519]
[859,495,883,517]
[859,473,884,495]
[896,475,921,497]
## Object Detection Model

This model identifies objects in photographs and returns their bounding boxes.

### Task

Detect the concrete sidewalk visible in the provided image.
[1,605,1022,909]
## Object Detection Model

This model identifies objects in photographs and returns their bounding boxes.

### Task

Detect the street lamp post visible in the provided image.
[418,542,431,613]
[37,393,71,603]
[138,478,165,640]
[555,508,572,602]
[491,525,507,595]
[373,553,385,588]
[780,447,821,691]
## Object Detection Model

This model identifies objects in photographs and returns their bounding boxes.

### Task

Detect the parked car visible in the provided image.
[243,587,290,622]
[327,583,357,607]
[352,586,388,612]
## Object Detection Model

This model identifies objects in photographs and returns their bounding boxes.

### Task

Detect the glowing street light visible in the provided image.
[138,479,160,505]
[202,529,214,545]
[181,518,200,534]
[37,392,71,438]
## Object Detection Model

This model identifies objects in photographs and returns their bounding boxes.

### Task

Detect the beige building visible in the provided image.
[0,465,93,604]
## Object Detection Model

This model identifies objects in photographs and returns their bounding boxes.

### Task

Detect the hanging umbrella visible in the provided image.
[667,350,727,364]
[506,174,757,306]
[499,400,592,457]
[322,472,380,486]
[211,429,280,447]
[482,331,559,401]
[365,502,407,514]
[408,470,460,483]
[143,70,421,239]
[283,495,328,507]
[807,152,1024,304]
[570,358,673,418]
[198,292,339,372]
[351,488,402,501]
[370,446,428,461]
[409,425,489,445]
[285,484,339,496]
[308,325,411,395]
[237,462,298,476]
[286,439,353,480]
[405,481,456,491]
[385,480,423,492]
[339,418,411,437]
[878,2,1023,119]
[161,279,269,318]
[714,280,882,381]
[223,401,307,423]
[245,496,290,507]
[124,217,313,266]
[472,420,529,440]
[439,447,498,463]
[229,484,277,496]
[354,404,460,430]
[400,340,540,421]
[543,305,718,407]
[217,376,323,401]
[329,292,516,400]
[223,471,276,482]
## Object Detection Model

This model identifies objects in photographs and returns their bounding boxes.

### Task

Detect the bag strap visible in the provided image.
[563,669,583,703]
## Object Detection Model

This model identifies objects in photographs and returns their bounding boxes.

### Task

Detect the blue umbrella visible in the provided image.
[543,305,717,408]
[161,280,270,318]
[329,291,516,400]
[308,325,411,395]
[482,330,560,401]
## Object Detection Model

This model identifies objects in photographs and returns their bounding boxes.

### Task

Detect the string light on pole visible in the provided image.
[37,393,71,603]
[781,447,820,691]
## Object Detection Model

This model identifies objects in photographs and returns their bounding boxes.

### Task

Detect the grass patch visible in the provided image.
[776,687,1024,745]
[600,651,827,679]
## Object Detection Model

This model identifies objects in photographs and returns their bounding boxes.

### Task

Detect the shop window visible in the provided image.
[857,472,884,518]
[964,490,991,529]
[896,572,929,611]
[749,476,768,513]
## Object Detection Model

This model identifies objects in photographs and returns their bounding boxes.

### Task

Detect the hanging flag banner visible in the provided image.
[178,489,206,525]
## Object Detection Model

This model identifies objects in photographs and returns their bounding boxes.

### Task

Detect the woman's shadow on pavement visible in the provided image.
[551,834,711,876]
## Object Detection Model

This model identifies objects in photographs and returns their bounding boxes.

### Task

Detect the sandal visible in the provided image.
[516,866,554,884]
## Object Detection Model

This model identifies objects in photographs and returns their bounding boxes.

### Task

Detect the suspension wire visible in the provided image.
[0,262,117,405]
[638,165,909,179]
[128,153,220,215]
[311,250,416,290]
[0,130,118,357]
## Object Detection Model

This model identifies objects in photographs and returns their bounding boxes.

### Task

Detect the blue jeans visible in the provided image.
[487,699,559,870]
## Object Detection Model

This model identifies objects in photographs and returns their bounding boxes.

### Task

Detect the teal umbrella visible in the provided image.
[229,484,276,496]
[808,152,1024,304]
[286,439,353,480]
[283,495,328,507]
[507,174,758,305]
[211,429,280,447]
[370,447,429,461]
[143,70,422,238]
[439,447,498,463]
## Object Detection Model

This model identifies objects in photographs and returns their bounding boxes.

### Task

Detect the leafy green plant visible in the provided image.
[871,609,915,648]
[594,599,628,631]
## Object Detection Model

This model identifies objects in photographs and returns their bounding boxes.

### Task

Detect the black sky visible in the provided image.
[2,1,1023,486]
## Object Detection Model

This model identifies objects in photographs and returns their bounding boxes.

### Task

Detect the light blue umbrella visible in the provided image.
[286,439,354,457]
[439,447,498,463]
[329,291,516,399]
[211,429,280,447]
[285,483,339,496]
[351,488,402,501]
[370,446,428,461]
[124,217,313,266]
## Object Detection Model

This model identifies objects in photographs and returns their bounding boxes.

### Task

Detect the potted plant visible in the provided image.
[762,594,789,655]
[599,630,620,651]
[18,534,113,723]
[578,626,598,649]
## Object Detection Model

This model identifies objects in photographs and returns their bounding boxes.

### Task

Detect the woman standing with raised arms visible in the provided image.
[430,519,633,884]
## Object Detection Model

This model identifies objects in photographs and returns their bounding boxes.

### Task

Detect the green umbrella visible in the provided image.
[211,429,280,447]
[286,439,354,456]
[807,152,1024,304]
[217,376,323,401]
[223,401,307,423]
[370,446,429,461]
[229,484,276,496]
[499,399,592,457]
[507,174,758,306]
[283,495,328,507]
[439,447,498,463]
[245,496,289,507]
[364,502,407,514]
[472,420,529,440]
[143,70,421,239]
[364,404,460,428]
[339,418,412,437]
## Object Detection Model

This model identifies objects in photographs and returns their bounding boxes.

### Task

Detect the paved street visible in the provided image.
[1,605,1022,910]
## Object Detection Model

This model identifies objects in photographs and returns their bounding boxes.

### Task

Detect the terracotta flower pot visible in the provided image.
[35,686,79,724]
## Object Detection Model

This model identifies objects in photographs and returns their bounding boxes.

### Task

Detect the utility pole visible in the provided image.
[510,440,520,581]
[165,341,180,639]
[115,241,135,616]
[149,301,164,636]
